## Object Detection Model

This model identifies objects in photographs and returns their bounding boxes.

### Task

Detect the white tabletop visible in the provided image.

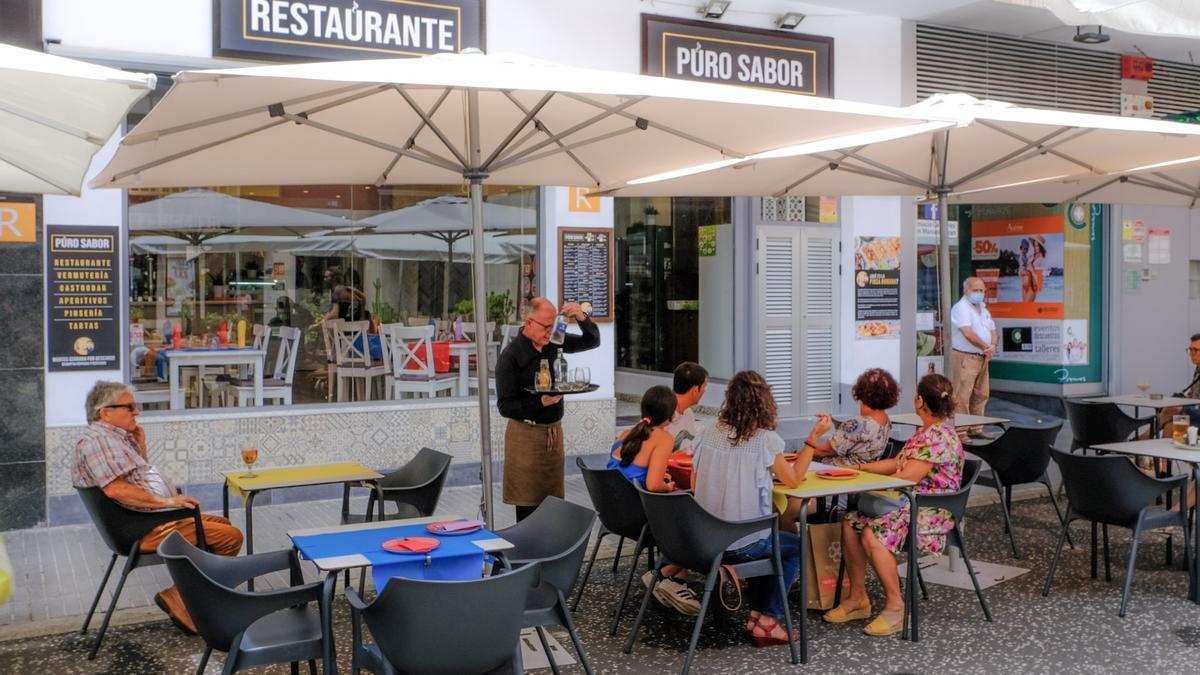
[890,413,1009,428]
[165,348,266,409]
[1091,438,1200,464]
[287,514,513,572]
[1086,394,1200,409]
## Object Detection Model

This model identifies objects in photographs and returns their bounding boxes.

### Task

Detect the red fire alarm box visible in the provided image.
[1121,55,1154,80]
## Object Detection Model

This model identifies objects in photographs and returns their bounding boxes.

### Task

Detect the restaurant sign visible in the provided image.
[214,0,484,61]
[46,225,121,372]
[642,14,832,96]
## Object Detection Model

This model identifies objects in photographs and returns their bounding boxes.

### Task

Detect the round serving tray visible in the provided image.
[524,383,600,396]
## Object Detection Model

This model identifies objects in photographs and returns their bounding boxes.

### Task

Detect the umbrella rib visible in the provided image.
[1125,175,1200,199]
[280,113,462,173]
[491,126,638,173]
[1148,171,1199,194]
[123,83,382,145]
[111,118,290,182]
[480,91,556,172]
[828,147,934,191]
[559,91,744,158]
[828,162,931,190]
[0,100,106,145]
[972,121,1097,175]
[774,161,838,197]
[491,95,647,168]
[497,91,601,186]
[374,88,455,183]
[949,126,1074,188]
[0,148,78,194]
[392,86,469,168]
[1065,175,1124,204]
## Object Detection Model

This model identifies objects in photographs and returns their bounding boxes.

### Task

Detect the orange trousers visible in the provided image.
[140,513,244,556]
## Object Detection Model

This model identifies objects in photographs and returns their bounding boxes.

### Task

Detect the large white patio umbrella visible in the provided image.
[131,188,353,243]
[0,42,156,194]
[90,50,947,527]
[608,93,1200,345]
[949,157,1200,207]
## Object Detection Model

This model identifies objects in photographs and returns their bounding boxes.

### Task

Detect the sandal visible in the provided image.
[864,609,905,637]
[822,600,872,623]
[749,616,800,647]
[744,610,762,631]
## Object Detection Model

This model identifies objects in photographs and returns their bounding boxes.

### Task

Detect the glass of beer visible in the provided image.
[1173,415,1190,443]
[241,447,259,478]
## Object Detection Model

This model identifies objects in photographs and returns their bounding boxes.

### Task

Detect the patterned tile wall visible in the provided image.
[45,398,615,500]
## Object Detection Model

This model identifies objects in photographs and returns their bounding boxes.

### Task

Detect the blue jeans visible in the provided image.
[722,532,801,619]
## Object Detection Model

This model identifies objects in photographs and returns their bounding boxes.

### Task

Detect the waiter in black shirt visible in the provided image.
[496,297,600,521]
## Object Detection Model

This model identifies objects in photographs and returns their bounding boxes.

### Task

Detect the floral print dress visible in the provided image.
[827,416,891,467]
[847,419,964,556]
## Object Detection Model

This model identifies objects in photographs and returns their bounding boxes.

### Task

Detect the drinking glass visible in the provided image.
[573,367,591,387]
[241,447,259,478]
[1173,416,1190,443]
[1136,381,1151,395]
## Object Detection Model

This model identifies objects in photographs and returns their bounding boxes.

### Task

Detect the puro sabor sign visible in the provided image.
[215,0,485,61]
[642,14,832,96]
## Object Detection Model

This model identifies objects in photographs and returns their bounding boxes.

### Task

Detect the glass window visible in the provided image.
[614,197,734,378]
[127,184,538,409]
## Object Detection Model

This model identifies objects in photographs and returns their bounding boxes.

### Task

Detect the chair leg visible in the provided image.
[624,568,662,654]
[1120,519,1145,618]
[291,662,300,675]
[307,660,318,675]
[196,646,212,675]
[81,554,118,634]
[555,590,594,675]
[573,529,607,612]
[775,563,800,665]
[1090,521,1098,579]
[88,553,138,659]
[611,536,625,575]
[917,564,929,600]
[953,526,993,621]
[610,529,649,636]
[993,479,1020,558]
[534,627,561,675]
[681,572,717,675]
[1103,524,1112,582]
[832,554,846,607]
[1043,512,1072,597]
[1042,475,1074,549]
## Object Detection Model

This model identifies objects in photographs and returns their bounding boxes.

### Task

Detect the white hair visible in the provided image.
[85,381,133,423]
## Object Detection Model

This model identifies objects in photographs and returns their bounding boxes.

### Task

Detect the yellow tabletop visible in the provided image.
[224,462,383,497]
[771,470,916,514]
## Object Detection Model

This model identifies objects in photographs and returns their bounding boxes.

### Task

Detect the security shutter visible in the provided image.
[758,229,800,418]
[1148,59,1200,117]
[801,231,836,414]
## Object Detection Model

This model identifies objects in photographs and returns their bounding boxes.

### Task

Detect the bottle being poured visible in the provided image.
[548,313,569,345]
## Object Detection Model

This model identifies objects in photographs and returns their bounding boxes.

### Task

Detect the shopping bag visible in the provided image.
[804,522,847,609]
[0,534,12,606]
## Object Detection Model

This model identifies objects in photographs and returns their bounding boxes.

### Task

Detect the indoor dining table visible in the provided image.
[164,347,265,409]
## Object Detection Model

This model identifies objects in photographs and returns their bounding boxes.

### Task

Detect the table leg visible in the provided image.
[253,357,263,407]
[903,488,919,642]
[320,572,338,675]
[245,491,257,591]
[796,497,809,665]
[169,359,182,409]
[458,351,469,396]
[222,482,229,519]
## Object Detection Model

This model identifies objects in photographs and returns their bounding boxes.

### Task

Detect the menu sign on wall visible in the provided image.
[559,228,613,322]
[854,237,901,340]
[214,0,484,61]
[642,14,833,96]
[46,225,120,371]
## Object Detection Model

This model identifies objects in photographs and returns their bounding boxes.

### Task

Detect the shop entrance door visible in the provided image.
[756,225,839,418]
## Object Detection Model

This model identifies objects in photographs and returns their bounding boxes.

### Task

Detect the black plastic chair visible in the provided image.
[341,447,452,523]
[1043,448,1190,617]
[493,496,598,675]
[76,486,207,660]
[346,563,539,675]
[969,422,1070,558]
[573,457,657,634]
[625,487,799,673]
[1062,399,1152,452]
[159,531,334,675]
[907,459,993,621]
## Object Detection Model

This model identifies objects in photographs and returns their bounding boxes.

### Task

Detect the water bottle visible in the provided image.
[549,314,568,345]
[554,351,568,387]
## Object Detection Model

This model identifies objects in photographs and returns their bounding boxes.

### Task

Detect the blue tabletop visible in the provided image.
[291,522,496,591]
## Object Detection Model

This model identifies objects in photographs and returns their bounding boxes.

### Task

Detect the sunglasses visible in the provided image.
[104,403,139,412]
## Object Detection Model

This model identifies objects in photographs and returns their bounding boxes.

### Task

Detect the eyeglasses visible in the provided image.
[1188,348,1200,354]
[526,317,553,332]
[103,403,139,412]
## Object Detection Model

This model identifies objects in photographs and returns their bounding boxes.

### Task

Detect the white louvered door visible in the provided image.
[756,226,839,419]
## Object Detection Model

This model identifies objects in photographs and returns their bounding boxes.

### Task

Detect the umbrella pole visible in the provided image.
[467,176,495,528]
[937,189,953,380]
[443,238,453,319]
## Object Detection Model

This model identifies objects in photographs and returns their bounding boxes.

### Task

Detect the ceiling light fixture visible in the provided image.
[776,12,805,30]
[700,1,730,19]
[1073,26,1110,44]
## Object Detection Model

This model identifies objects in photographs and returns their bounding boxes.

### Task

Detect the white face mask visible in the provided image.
[968,291,985,305]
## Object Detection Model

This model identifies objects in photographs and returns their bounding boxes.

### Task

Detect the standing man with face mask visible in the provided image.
[950,277,997,439]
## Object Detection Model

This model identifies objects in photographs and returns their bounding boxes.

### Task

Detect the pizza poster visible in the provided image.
[854,236,900,340]
[46,224,121,371]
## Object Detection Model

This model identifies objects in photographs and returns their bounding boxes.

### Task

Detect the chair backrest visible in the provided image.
[461,321,496,342]
[576,457,649,541]
[914,458,982,523]
[320,319,341,364]
[1062,399,1128,447]
[334,320,374,368]
[498,496,596,596]
[637,487,775,573]
[500,324,523,351]
[252,323,272,350]
[383,324,436,377]
[405,316,431,327]
[365,563,538,675]
[76,486,159,555]
[973,422,1063,484]
[380,447,453,516]
[1051,447,1175,526]
[271,326,303,383]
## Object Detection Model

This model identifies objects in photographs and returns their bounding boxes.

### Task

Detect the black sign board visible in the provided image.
[854,269,900,320]
[559,228,614,323]
[46,225,121,371]
[642,14,832,96]
[214,0,484,61]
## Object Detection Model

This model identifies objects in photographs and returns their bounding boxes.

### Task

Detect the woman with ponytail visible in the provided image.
[607,385,678,492]
[825,373,965,637]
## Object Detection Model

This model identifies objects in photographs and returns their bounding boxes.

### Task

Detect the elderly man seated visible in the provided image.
[73,381,243,634]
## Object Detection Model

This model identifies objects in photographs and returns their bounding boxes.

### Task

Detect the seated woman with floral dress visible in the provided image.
[823,373,964,637]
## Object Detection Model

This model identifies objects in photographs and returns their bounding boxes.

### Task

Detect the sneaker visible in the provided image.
[653,577,701,616]
[641,570,655,589]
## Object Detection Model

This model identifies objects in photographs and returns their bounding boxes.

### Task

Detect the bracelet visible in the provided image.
[804,440,817,450]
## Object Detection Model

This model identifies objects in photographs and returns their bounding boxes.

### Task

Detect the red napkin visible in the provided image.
[670,452,693,467]
[816,469,857,478]
[426,519,484,534]
[382,537,441,553]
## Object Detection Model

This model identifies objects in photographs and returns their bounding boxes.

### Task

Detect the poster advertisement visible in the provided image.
[854,236,900,340]
[45,224,121,372]
[959,203,1103,385]
[166,258,195,316]
[697,224,717,256]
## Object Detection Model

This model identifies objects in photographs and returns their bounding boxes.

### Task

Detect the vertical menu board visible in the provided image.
[46,225,121,371]
[559,228,614,322]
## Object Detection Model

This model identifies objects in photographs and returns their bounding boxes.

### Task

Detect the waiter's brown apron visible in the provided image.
[502,418,564,506]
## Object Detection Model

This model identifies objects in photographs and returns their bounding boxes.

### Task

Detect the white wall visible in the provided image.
[839,197,905,398]
[540,187,615,401]
[44,0,215,60]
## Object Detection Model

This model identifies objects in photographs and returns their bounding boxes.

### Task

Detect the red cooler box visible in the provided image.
[403,341,451,373]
